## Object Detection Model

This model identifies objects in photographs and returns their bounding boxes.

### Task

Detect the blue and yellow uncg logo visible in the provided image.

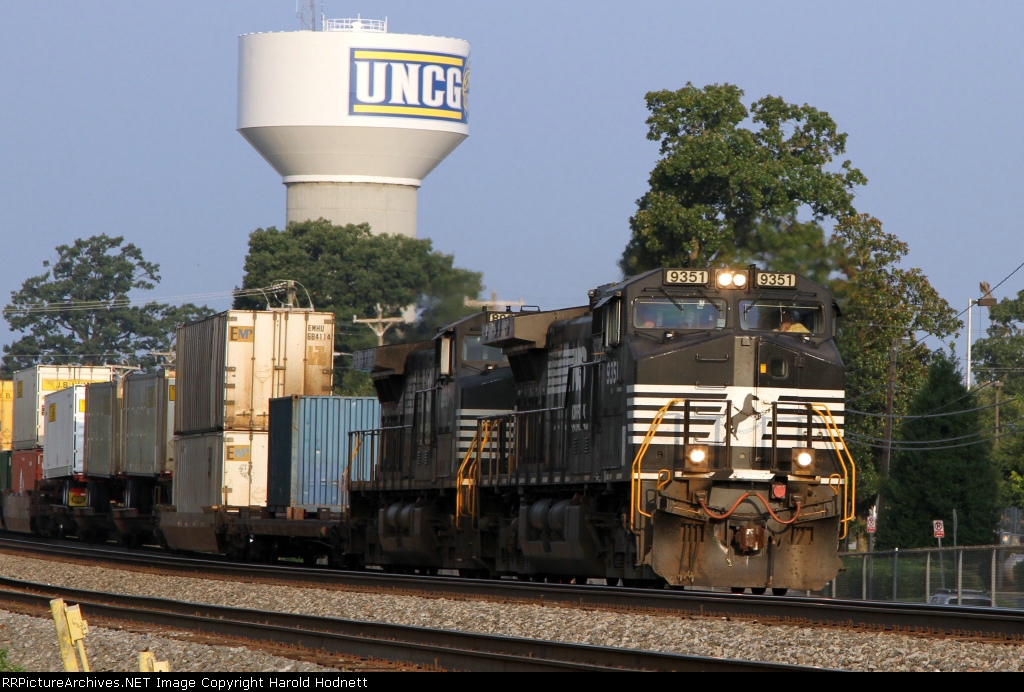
[350,49,468,123]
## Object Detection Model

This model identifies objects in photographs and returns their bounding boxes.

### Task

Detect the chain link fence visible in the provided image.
[822,545,1024,607]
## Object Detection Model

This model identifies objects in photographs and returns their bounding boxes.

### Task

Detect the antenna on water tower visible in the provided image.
[295,0,318,31]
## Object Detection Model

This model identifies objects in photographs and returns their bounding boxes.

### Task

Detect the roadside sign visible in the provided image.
[933,520,945,538]
[866,515,876,534]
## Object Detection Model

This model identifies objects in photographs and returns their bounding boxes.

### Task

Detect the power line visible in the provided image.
[954,258,1024,319]
[846,391,1019,420]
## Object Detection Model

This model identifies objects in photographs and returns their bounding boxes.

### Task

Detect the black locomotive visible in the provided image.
[346,266,854,592]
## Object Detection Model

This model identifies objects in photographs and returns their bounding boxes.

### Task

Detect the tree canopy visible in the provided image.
[620,83,866,273]
[970,290,1024,507]
[832,215,959,511]
[1,235,212,375]
[233,219,483,394]
[875,352,1000,549]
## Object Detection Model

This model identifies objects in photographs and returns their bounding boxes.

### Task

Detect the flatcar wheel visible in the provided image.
[750,587,767,595]
[730,587,745,594]
[772,588,788,596]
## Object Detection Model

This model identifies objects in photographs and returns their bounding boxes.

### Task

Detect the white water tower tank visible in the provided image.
[237,18,470,236]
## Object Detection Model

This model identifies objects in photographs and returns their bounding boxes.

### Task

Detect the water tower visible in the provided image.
[237,17,470,236]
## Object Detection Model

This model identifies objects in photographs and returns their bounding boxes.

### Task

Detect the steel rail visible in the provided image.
[0,582,823,673]
[4,534,1024,640]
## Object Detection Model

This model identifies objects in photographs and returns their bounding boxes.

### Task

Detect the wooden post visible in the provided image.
[50,599,90,672]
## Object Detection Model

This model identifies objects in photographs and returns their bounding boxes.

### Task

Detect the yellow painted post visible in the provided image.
[139,651,170,672]
[65,604,91,673]
[50,599,79,672]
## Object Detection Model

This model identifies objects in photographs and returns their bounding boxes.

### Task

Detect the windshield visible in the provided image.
[633,297,727,330]
[462,335,507,364]
[739,301,824,335]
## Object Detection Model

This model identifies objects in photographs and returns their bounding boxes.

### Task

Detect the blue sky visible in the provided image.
[2,1,1022,377]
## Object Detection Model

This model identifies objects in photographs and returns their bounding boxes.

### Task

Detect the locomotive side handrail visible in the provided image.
[810,403,857,540]
[456,420,494,520]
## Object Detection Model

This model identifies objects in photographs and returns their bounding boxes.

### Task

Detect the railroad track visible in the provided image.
[0,581,823,672]
[2,534,1023,642]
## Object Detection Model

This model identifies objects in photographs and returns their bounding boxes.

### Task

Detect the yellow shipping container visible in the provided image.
[0,380,13,451]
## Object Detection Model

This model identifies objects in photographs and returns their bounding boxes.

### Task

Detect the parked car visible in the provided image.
[928,588,992,606]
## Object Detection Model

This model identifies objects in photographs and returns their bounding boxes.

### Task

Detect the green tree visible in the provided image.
[833,215,960,512]
[876,352,1000,549]
[620,83,866,273]
[2,235,212,375]
[971,290,1024,507]
[234,220,483,394]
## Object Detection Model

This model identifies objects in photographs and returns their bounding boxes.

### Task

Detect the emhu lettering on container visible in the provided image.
[350,49,467,122]
[307,324,329,341]
[226,445,251,461]
[230,326,255,342]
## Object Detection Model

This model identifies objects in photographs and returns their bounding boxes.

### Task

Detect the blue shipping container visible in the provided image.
[268,396,380,511]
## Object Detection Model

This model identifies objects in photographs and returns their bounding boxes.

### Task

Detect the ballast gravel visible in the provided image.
[0,553,1022,672]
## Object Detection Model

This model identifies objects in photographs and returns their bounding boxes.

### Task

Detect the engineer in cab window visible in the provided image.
[780,311,809,333]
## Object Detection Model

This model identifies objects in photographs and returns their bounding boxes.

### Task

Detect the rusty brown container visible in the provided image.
[11,448,43,493]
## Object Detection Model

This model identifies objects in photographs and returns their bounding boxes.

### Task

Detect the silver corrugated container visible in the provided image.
[82,381,121,477]
[123,370,175,476]
[42,385,87,478]
[267,396,380,511]
[172,430,269,513]
[175,310,335,435]
[13,365,113,450]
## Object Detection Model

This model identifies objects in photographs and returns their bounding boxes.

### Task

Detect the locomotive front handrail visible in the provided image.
[630,397,688,529]
[810,403,857,540]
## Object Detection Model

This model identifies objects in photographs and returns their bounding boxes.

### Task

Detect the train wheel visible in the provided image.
[730,587,745,594]
[772,588,789,596]
[606,578,620,587]
[751,587,767,595]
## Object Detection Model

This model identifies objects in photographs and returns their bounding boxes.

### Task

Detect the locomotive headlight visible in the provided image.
[792,448,816,475]
[685,445,710,472]
[715,270,749,289]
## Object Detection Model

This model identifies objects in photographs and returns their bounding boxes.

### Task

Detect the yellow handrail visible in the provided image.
[811,404,857,540]
[630,398,687,530]
[456,420,493,519]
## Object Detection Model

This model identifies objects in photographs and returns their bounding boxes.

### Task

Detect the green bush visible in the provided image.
[1013,559,1024,591]
[0,649,24,672]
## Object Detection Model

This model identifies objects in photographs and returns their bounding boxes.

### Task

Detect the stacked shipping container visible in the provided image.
[0,381,12,499]
[122,370,175,477]
[13,366,113,451]
[42,385,87,479]
[170,309,335,514]
[267,395,380,512]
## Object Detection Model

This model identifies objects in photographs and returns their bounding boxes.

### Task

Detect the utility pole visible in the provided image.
[995,380,1003,445]
[464,291,525,312]
[353,304,407,346]
[878,335,899,520]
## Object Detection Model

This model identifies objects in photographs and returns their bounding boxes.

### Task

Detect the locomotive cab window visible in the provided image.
[739,301,824,335]
[462,335,507,365]
[633,297,726,330]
